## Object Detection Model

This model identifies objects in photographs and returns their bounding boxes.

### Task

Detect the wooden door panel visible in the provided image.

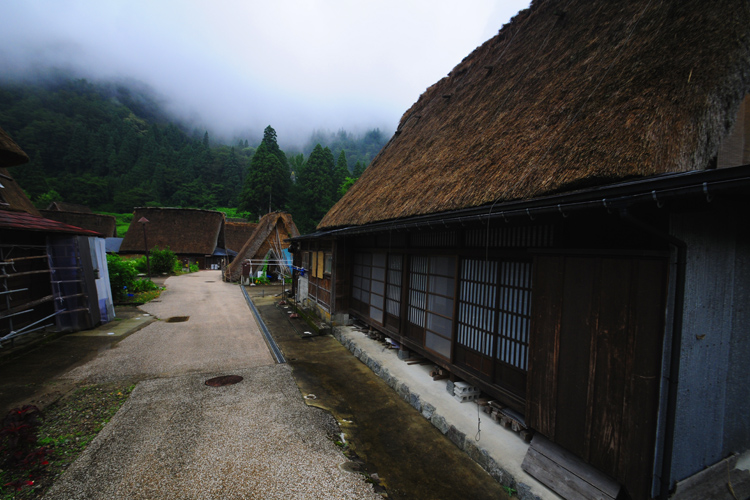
[527,254,667,500]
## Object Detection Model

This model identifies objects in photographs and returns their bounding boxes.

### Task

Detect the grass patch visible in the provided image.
[0,384,135,499]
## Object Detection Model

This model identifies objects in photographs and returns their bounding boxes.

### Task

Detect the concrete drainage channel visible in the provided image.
[241,285,286,363]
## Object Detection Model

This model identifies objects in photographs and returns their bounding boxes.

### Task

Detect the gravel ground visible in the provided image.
[62,271,274,383]
[44,366,380,500]
[43,271,380,500]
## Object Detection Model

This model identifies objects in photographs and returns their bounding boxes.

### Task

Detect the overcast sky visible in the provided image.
[1,0,530,147]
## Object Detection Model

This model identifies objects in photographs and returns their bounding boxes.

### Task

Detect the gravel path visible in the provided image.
[63,271,274,383]
[45,271,380,500]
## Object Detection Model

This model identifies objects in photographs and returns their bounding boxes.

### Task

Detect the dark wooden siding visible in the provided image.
[526,254,667,500]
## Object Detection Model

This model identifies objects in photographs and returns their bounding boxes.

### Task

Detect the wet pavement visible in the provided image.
[246,286,512,500]
[0,305,152,415]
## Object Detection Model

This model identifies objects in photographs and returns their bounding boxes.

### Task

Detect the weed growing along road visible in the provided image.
[1,384,134,499]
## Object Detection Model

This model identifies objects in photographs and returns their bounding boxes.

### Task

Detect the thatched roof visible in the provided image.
[320,0,750,229]
[226,212,299,281]
[0,167,40,216]
[225,221,258,252]
[119,207,225,255]
[40,210,117,237]
[0,210,102,236]
[0,126,29,168]
[45,201,93,213]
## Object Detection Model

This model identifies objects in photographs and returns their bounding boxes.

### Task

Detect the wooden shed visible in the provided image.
[119,207,227,270]
[1,126,115,341]
[292,1,750,499]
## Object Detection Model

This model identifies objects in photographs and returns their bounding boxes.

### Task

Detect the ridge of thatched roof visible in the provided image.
[320,0,750,229]
[226,212,299,281]
[119,207,225,255]
[45,201,93,213]
[0,167,40,216]
[40,210,117,237]
[225,221,258,253]
[0,126,29,168]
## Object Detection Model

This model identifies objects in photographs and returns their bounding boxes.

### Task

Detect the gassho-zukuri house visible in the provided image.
[289,1,750,499]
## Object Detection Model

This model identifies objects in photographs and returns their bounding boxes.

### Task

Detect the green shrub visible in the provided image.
[150,247,177,274]
[130,278,158,293]
[133,255,148,274]
[106,254,137,301]
[189,263,199,273]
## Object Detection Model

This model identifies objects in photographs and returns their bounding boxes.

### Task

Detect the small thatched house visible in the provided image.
[119,207,227,269]
[225,212,298,282]
[45,201,92,213]
[292,2,750,499]
[224,221,258,254]
[40,206,117,238]
[1,126,114,339]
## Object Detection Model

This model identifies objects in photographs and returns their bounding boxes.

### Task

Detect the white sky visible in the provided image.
[1,0,531,146]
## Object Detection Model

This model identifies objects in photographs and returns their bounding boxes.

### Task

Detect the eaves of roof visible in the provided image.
[294,165,750,241]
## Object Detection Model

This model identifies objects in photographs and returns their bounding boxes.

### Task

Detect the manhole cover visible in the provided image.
[166,316,189,323]
[205,281,215,283]
[205,375,244,387]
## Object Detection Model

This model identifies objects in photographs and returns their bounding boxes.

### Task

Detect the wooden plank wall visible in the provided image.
[526,254,667,500]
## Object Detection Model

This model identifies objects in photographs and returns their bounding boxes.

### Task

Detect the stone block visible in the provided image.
[431,413,449,434]
[409,393,421,412]
[421,402,435,420]
[446,425,466,450]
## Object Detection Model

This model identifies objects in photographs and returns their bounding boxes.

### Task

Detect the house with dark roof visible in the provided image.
[1,127,115,341]
[40,205,117,238]
[119,207,228,270]
[291,2,750,499]
[224,221,258,255]
[225,212,298,283]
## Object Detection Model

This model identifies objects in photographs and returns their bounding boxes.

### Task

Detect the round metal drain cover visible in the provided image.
[205,281,215,283]
[205,375,244,387]
[166,316,189,323]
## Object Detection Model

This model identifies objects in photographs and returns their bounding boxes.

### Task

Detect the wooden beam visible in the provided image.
[0,295,54,320]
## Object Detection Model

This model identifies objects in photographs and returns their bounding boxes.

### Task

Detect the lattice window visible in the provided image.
[465,225,554,248]
[351,253,371,314]
[496,261,532,370]
[369,253,386,324]
[458,259,498,356]
[408,256,428,328]
[386,255,402,317]
[411,231,457,248]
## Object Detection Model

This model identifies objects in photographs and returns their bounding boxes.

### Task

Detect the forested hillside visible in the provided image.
[0,77,389,233]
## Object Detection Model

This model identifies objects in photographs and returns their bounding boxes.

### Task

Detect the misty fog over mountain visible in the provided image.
[0,1,530,149]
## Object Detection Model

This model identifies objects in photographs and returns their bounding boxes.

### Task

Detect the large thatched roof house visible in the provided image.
[224,221,258,254]
[119,207,228,269]
[1,126,114,338]
[225,212,298,282]
[41,204,117,238]
[292,2,750,500]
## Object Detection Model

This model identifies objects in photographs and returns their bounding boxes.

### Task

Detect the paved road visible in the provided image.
[45,271,380,500]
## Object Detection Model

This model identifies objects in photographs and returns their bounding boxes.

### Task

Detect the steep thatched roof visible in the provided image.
[225,221,258,252]
[45,201,93,213]
[226,212,299,281]
[0,167,40,216]
[320,0,750,229]
[40,210,117,237]
[119,207,225,255]
[0,126,29,168]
